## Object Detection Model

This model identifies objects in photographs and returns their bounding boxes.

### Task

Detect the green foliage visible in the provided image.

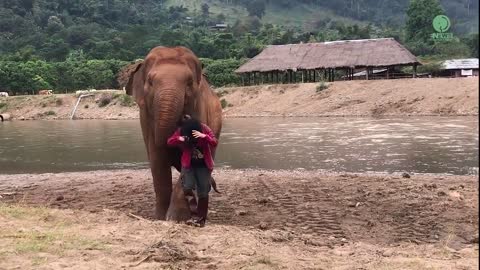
[0,60,128,95]
[245,0,266,18]
[0,0,477,92]
[44,111,56,116]
[220,99,228,109]
[0,102,7,112]
[201,58,246,87]
[405,0,445,55]
[316,82,329,93]
[118,94,135,107]
[417,61,443,74]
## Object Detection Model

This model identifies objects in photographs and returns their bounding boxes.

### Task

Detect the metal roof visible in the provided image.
[442,58,479,70]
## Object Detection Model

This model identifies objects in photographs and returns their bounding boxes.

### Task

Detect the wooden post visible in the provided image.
[366,68,369,80]
[386,67,390,80]
[313,69,317,82]
[413,64,417,78]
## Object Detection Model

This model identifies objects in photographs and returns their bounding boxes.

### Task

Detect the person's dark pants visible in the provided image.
[182,167,211,199]
[182,167,211,224]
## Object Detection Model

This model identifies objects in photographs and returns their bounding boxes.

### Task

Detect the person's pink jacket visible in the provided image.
[167,124,218,171]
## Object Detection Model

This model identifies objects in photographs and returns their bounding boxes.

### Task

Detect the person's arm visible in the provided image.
[193,124,218,147]
[167,129,185,146]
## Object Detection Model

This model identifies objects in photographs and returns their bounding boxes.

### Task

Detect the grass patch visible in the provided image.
[0,204,50,220]
[316,81,329,93]
[216,89,229,98]
[220,98,228,109]
[119,94,135,107]
[0,102,7,112]
[45,110,56,116]
[0,204,108,261]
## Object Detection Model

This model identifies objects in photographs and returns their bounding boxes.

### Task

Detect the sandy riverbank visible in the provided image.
[220,77,479,117]
[0,169,478,269]
[0,77,478,120]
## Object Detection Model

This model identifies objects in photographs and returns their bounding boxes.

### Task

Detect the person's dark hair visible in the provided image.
[180,117,202,146]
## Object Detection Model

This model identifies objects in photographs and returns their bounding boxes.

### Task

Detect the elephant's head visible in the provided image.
[126,46,203,146]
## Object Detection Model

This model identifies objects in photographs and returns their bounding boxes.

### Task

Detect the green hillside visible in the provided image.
[0,0,478,93]
[166,0,478,33]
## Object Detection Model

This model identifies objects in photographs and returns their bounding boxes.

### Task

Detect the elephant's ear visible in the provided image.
[126,62,145,107]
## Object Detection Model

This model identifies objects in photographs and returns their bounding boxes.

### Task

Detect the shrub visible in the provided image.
[316,81,329,93]
[98,94,112,107]
[119,94,135,107]
[0,102,7,111]
[220,98,228,109]
[45,110,56,116]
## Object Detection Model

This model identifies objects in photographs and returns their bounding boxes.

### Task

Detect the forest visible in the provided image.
[0,0,478,94]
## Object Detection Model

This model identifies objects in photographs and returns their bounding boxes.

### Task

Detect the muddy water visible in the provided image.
[0,117,478,175]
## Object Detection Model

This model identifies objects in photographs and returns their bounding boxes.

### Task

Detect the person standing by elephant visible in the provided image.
[167,116,218,227]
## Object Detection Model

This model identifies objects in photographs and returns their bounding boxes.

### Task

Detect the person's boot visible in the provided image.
[194,196,209,227]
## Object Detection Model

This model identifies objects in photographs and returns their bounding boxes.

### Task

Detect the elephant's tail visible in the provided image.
[210,176,221,193]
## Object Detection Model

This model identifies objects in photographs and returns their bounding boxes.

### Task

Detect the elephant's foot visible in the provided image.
[165,179,191,222]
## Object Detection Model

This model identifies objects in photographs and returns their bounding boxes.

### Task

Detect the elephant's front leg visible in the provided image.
[148,144,173,220]
[166,174,192,222]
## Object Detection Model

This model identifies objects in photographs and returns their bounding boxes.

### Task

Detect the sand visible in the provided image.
[0,169,478,269]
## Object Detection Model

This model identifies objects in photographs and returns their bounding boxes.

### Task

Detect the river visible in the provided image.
[0,117,478,175]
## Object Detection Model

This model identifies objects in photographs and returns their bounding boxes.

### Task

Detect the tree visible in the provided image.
[201,3,209,16]
[462,33,479,57]
[245,0,266,18]
[405,0,444,55]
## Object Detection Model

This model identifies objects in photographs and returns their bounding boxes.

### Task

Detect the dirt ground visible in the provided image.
[0,90,139,121]
[0,169,478,269]
[220,77,479,117]
[0,77,478,120]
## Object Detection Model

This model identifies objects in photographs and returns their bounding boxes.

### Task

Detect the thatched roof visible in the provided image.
[235,38,419,73]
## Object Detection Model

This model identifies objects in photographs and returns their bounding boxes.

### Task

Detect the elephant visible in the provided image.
[126,46,223,220]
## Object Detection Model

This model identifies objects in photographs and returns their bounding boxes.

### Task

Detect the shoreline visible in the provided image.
[2,111,478,121]
[1,167,478,177]
[1,77,478,120]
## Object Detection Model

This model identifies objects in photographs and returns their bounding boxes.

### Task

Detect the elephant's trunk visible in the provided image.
[153,89,185,146]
